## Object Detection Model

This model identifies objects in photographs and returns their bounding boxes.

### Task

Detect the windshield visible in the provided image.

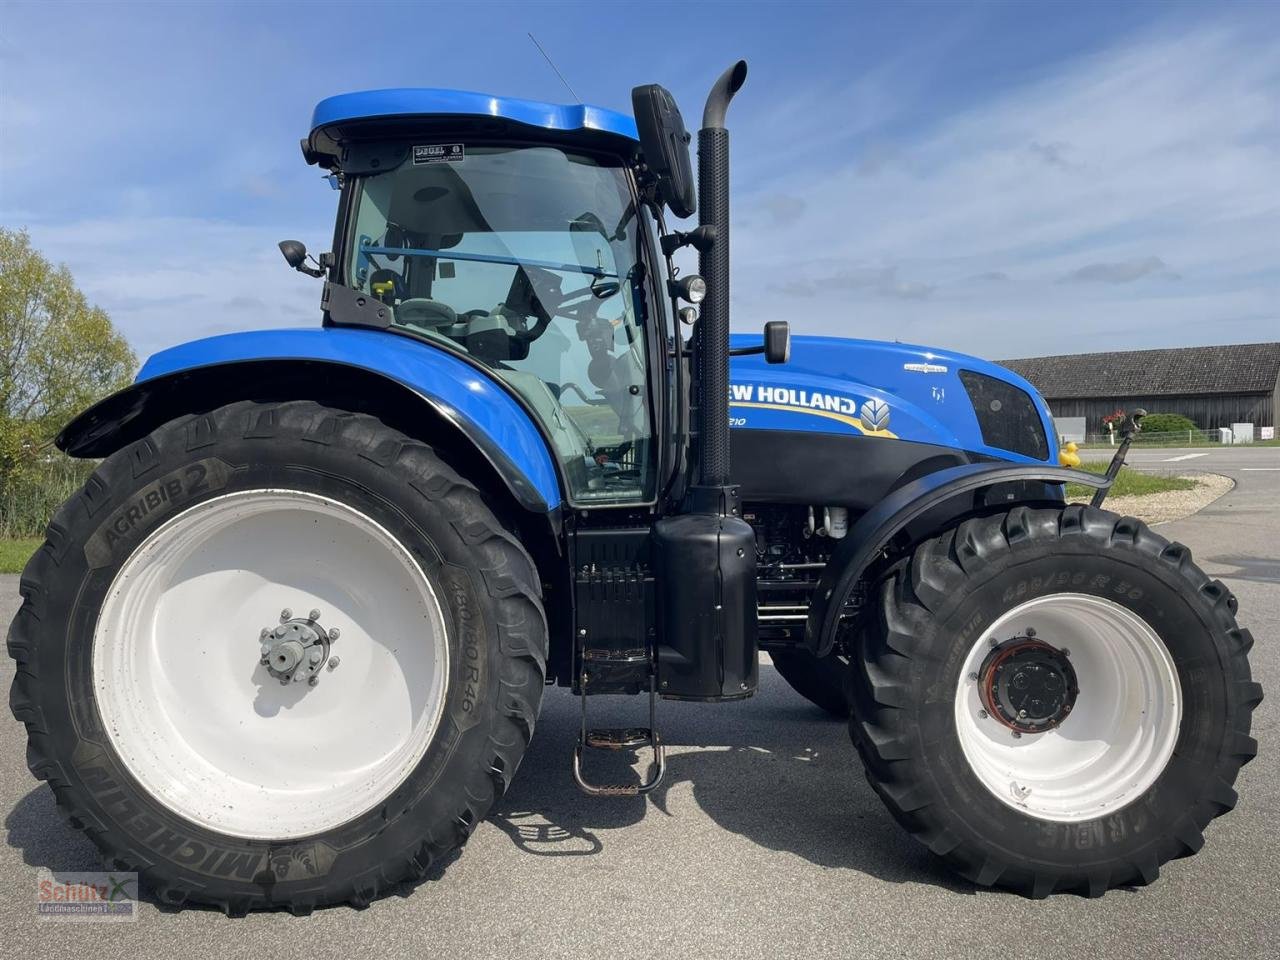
[347,143,654,504]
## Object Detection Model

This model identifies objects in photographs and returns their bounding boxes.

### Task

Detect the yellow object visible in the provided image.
[1058,441,1081,468]
[371,280,395,298]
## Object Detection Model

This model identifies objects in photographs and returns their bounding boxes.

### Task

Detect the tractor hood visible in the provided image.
[728,334,1057,464]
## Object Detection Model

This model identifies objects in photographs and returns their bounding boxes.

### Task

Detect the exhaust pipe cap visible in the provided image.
[702,60,748,130]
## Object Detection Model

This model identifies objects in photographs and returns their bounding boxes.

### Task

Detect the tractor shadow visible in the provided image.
[489,661,969,892]
[5,665,966,895]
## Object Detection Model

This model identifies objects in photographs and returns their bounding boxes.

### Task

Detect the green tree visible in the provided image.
[1,227,136,484]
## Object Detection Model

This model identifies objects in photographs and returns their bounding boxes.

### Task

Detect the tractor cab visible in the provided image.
[301,92,672,507]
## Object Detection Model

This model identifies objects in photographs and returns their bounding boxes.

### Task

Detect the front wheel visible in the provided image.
[7,400,547,913]
[848,505,1260,898]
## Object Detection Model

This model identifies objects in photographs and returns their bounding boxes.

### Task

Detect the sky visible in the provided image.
[1,0,1277,362]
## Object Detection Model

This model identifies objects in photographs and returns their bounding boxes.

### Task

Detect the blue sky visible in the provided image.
[2,0,1277,361]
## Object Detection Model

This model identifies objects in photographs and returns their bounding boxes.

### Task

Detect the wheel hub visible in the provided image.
[978,637,1078,733]
[259,608,338,687]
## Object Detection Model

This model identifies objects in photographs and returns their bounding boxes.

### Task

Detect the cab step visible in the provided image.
[572,652,665,798]
[585,727,652,750]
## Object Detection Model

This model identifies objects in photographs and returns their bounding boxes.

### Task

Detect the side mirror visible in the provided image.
[279,239,308,269]
[728,321,791,363]
[279,240,325,278]
[631,83,697,219]
[763,321,790,364]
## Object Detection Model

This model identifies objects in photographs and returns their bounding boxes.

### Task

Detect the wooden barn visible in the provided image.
[1003,342,1280,432]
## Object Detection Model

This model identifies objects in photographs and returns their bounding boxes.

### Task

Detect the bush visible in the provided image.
[1139,413,1199,434]
[0,455,94,539]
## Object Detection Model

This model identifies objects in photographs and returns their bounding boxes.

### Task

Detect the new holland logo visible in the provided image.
[859,398,891,432]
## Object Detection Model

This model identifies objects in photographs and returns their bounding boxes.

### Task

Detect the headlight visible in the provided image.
[669,275,706,303]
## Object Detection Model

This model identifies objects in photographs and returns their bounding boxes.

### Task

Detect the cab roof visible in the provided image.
[307,88,639,163]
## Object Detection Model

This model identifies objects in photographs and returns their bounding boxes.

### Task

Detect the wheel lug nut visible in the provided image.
[328,627,341,641]
[260,643,271,657]
[978,709,988,719]
[280,608,292,622]
[967,672,979,682]
[1025,627,1036,637]
[1060,647,1071,657]
[308,676,319,687]
[1017,709,1028,719]
[988,638,998,648]
[309,609,321,621]
[328,656,340,671]
[1012,730,1022,739]
[260,628,270,640]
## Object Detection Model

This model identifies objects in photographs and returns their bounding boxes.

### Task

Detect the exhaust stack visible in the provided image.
[653,60,757,702]
[696,60,747,488]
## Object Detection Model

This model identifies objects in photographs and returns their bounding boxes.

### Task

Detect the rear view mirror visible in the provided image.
[278,239,325,278]
[631,83,696,219]
[764,321,790,364]
[728,321,791,364]
[278,239,308,269]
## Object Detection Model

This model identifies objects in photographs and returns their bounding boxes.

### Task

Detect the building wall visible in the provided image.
[1044,392,1274,432]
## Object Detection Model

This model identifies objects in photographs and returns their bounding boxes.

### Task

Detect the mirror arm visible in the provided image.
[728,344,765,357]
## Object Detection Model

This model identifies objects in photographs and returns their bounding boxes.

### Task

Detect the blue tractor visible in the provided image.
[8,62,1258,912]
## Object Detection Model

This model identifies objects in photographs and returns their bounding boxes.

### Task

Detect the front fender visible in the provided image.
[804,462,1110,656]
[57,327,562,512]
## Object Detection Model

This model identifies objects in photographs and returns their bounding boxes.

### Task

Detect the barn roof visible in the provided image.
[1002,342,1280,399]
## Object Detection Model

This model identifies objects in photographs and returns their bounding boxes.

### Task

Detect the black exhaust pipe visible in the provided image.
[696,60,747,488]
[654,60,757,701]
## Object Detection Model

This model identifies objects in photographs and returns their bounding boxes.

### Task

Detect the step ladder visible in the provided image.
[571,648,665,797]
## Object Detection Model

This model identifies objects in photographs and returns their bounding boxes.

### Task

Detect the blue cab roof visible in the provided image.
[310,88,639,143]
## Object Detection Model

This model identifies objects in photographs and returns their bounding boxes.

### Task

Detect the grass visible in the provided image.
[0,455,93,573]
[1065,461,1199,501]
[1,456,94,539]
[0,538,40,574]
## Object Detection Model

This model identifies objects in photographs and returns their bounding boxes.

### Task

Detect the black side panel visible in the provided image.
[730,429,971,510]
[652,512,758,700]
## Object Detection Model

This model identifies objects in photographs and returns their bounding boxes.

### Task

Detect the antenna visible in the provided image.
[528,32,581,103]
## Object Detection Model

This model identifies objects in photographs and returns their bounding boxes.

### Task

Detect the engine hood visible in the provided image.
[728,334,1057,464]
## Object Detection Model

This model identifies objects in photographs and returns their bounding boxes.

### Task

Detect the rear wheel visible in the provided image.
[7,400,547,913]
[848,505,1260,898]
[769,650,849,717]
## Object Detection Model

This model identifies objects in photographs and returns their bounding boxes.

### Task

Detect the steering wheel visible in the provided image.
[395,298,457,330]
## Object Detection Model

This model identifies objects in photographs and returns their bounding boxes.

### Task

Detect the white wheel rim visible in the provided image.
[954,593,1181,823]
[93,489,449,840]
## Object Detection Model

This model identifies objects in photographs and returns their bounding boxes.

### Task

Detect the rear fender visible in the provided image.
[804,462,1110,656]
[57,328,563,515]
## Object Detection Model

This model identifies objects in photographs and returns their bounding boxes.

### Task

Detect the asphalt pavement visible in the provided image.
[3,444,1277,959]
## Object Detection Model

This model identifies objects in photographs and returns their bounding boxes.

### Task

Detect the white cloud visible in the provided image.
[14,216,328,359]
[728,25,1280,357]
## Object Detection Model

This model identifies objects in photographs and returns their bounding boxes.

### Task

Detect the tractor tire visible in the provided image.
[848,504,1260,898]
[7,400,547,913]
[769,650,849,717]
